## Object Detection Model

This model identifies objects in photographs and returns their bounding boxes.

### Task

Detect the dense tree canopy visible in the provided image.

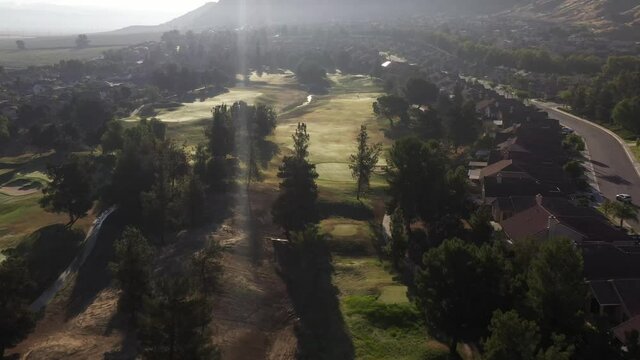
[0,258,35,358]
[404,78,439,105]
[386,137,446,225]
[40,155,94,227]
[483,310,540,360]
[415,239,508,357]
[111,227,153,321]
[527,238,586,342]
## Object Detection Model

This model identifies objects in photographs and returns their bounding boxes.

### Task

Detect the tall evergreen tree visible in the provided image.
[272,123,318,235]
[139,276,219,360]
[349,125,382,200]
[110,227,153,322]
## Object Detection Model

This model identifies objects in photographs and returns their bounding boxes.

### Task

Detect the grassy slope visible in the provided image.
[269,74,446,358]
[0,153,94,256]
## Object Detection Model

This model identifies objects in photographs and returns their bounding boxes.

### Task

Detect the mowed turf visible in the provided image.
[272,75,390,202]
[142,73,308,147]
[0,154,94,255]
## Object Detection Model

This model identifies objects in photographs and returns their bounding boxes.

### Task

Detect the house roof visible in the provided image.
[582,243,640,280]
[479,160,513,179]
[501,204,552,240]
[590,279,640,321]
[613,315,640,344]
[498,196,629,243]
[484,176,562,199]
[590,280,622,306]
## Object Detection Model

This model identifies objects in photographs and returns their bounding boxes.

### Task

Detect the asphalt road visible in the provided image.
[533,101,640,230]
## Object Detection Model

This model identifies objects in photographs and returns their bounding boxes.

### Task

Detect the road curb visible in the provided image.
[534,101,640,180]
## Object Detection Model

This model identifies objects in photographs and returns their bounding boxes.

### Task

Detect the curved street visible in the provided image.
[533,101,640,231]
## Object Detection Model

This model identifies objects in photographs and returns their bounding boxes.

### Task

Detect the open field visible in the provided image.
[0,31,162,68]
[0,152,94,256]
[0,46,123,68]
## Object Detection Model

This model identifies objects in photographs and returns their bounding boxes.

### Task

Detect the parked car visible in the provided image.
[561,126,574,135]
[616,194,632,203]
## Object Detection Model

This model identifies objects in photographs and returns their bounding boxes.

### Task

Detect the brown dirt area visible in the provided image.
[9,184,299,359]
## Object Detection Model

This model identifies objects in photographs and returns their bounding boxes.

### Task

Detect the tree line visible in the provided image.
[0,100,278,358]
[424,31,604,75]
[563,56,640,136]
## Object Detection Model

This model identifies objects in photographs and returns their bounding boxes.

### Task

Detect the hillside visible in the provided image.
[99,0,640,40]
[113,0,528,34]
[511,0,640,38]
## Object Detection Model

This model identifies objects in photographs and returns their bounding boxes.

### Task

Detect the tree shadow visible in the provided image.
[590,159,609,168]
[102,312,138,360]
[318,200,374,221]
[65,211,126,319]
[275,238,354,359]
[256,139,280,168]
[600,174,632,185]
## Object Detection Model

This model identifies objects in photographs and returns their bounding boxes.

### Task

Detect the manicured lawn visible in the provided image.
[0,153,94,253]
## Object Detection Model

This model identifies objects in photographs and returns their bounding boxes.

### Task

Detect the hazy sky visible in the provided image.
[1,0,213,13]
[0,0,215,33]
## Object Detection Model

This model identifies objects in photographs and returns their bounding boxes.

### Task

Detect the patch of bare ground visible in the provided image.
[210,185,298,360]
[10,185,298,359]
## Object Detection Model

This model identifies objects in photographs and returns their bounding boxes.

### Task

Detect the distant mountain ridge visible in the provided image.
[113,0,640,39]
[113,0,527,34]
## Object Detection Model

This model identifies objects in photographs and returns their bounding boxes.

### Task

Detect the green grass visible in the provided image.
[0,46,123,68]
[0,153,94,252]
[334,257,448,360]
[320,218,374,256]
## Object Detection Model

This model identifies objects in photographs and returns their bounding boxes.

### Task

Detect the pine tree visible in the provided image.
[272,123,319,235]
[349,125,382,200]
[110,227,153,322]
[139,276,219,360]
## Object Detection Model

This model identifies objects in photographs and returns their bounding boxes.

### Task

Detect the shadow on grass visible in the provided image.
[276,235,354,359]
[256,139,280,168]
[6,224,85,300]
[318,200,374,221]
